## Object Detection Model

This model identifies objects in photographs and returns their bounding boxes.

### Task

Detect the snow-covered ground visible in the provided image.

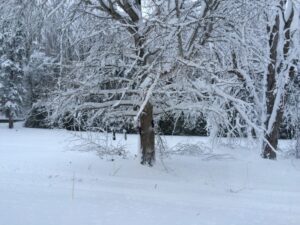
[0,123,299,225]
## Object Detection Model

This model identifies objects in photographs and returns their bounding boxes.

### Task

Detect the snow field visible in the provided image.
[0,123,299,225]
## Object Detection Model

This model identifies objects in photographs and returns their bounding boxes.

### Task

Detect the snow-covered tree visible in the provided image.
[24,0,84,127]
[168,0,300,159]
[50,0,162,165]
[49,0,226,165]
[260,0,299,159]
[288,65,300,158]
[0,0,27,128]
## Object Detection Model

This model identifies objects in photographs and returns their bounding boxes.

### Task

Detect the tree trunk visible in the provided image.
[262,13,280,159]
[8,112,14,129]
[296,128,300,159]
[262,108,284,159]
[262,4,295,160]
[140,102,155,166]
[263,65,296,159]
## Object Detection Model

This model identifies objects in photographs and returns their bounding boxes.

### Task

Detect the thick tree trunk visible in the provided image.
[263,67,295,159]
[262,108,284,159]
[262,13,280,160]
[263,136,277,159]
[262,4,295,160]
[140,102,155,166]
[134,20,155,165]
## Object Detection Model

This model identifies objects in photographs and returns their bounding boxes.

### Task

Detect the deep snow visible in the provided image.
[0,123,299,225]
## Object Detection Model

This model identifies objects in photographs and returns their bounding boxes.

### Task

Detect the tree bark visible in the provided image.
[262,108,283,159]
[262,12,280,159]
[296,128,300,159]
[8,111,14,129]
[262,3,295,159]
[140,102,155,166]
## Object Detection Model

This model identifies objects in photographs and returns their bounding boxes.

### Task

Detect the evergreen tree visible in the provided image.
[0,2,26,128]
